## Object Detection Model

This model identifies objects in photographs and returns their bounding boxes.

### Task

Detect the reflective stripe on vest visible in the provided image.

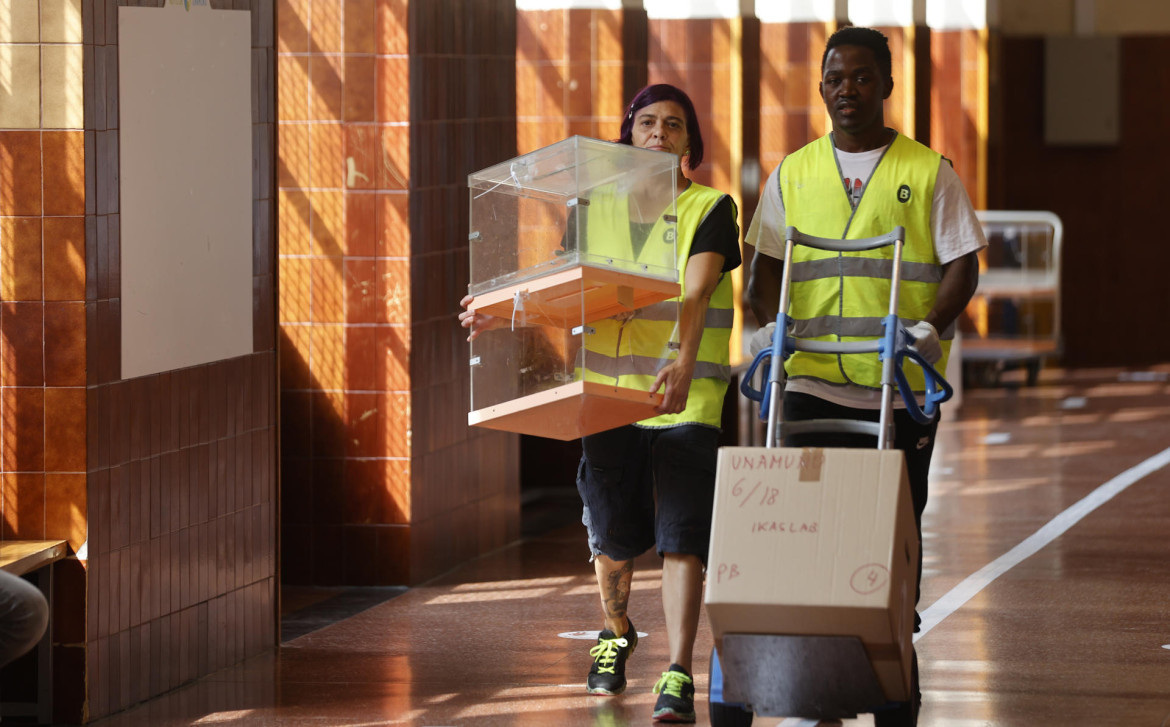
[583,351,732,381]
[790,257,943,284]
[780,133,948,392]
[583,181,736,427]
[791,315,956,340]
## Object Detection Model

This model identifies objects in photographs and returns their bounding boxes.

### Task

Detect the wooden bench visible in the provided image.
[0,540,67,724]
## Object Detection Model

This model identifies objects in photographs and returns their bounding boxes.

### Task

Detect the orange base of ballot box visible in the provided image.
[468,381,663,440]
[469,265,680,329]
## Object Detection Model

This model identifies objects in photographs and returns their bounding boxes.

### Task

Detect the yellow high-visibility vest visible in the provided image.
[780,133,949,392]
[583,181,736,428]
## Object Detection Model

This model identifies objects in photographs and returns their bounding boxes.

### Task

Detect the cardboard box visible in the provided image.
[705,447,918,702]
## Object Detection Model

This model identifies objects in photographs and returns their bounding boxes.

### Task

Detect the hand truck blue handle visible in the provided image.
[740,347,771,404]
[740,318,794,420]
[892,348,954,424]
[741,349,782,424]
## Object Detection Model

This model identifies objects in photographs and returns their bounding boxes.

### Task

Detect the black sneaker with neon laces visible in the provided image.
[652,663,696,722]
[586,620,638,695]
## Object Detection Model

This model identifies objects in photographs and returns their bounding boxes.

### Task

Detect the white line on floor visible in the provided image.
[916,445,1170,640]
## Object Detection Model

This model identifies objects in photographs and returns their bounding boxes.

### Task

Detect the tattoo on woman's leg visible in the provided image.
[602,560,634,621]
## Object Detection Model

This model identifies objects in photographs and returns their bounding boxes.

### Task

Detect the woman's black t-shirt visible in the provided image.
[574,193,741,274]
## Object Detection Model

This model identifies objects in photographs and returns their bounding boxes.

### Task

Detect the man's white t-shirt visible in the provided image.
[745,141,988,408]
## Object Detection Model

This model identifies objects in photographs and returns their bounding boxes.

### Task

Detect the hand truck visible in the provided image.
[708,225,953,727]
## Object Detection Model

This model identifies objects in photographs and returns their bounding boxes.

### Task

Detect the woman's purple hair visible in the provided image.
[617,83,704,170]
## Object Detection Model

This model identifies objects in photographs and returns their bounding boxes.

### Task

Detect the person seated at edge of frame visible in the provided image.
[0,569,49,669]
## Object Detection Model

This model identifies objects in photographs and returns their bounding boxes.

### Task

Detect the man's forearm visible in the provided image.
[925,251,979,332]
[747,250,785,325]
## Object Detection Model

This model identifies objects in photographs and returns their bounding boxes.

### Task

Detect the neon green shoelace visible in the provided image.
[588,636,629,675]
[652,669,693,697]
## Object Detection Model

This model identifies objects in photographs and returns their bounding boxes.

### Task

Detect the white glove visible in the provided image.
[748,322,777,356]
[906,321,942,364]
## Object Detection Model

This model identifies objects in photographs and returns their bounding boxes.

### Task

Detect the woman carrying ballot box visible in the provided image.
[460,83,740,723]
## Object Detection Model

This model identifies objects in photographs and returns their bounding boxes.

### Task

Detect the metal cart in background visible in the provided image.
[961,210,1063,387]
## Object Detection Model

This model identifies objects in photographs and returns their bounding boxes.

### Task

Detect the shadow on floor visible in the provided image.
[279,487,582,643]
[280,587,408,643]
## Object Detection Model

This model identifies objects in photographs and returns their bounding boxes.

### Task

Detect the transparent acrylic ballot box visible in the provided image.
[962,211,1063,386]
[466,136,682,439]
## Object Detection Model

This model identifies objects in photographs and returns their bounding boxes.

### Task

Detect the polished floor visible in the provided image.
[89,366,1170,726]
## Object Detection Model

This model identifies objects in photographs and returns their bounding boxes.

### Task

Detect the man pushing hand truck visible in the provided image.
[705,25,985,727]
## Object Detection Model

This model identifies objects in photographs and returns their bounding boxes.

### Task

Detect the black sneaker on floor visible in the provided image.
[652,663,696,722]
[586,620,638,695]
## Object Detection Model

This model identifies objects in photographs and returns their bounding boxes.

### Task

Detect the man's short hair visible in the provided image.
[821,26,893,80]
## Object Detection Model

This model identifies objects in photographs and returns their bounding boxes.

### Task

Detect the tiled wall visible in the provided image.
[277,0,520,587]
[515,7,642,153]
[646,15,749,356]
[277,0,415,586]
[0,0,88,718]
[0,2,87,548]
[510,6,648,494]
[80,0,277,722]
[647,17,736,195]
[1,0,276,720]
[756,21,833,196]
[754,22,942,200]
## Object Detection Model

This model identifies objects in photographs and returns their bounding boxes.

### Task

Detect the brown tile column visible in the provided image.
[409,0,520,583]
[79,0,278,722]
[510,3,649,495]
[277,0,519,587]
[872,24,926,141]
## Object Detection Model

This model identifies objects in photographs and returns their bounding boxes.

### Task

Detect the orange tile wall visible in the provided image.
[516,8,642,152]
[877,25,913,139]
[931,28,985,205]
[278,0,415,585]
[647,17,737,195]
[0,0,89,719]
[0,141,86,528]
[756,21,834,196]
